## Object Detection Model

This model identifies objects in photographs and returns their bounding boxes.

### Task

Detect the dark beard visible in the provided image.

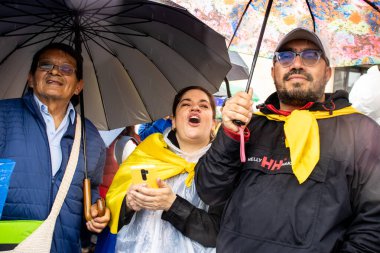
[277,88,321,106]
[276,69,324,107]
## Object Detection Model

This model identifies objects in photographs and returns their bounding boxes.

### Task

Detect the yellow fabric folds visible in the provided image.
[255,106,359,184]
[106,133,196,234]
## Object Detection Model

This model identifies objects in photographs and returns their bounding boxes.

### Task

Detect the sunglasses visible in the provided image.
[38,61,76,76]
[274,49,323,67]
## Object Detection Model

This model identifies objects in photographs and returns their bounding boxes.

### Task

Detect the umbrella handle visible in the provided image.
[83,178,106,221]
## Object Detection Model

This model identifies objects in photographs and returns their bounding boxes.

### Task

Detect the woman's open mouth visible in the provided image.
[189,115,200,124]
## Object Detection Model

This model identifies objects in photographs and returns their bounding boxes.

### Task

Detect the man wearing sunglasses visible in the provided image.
[0,43,110,252]
[195,28,380,252]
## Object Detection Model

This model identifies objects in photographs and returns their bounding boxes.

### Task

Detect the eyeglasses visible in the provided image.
[274,50,323,67]
[38,61,76,76]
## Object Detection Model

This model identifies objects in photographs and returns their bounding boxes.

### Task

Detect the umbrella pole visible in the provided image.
[244,0,273,93]
[79,93,92,221]
[80,78,106,221]
[305,0,316,32]
[231,0,274,127]
[224,77,232,98]
[73,19,106,220]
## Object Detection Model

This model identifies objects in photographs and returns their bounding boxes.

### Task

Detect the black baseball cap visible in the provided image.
[275,28,330,66]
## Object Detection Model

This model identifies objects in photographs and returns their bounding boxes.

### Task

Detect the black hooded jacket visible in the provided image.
[195,91,380,253]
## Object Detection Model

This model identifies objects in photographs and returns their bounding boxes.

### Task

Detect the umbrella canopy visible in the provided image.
[172,0,380,67]
[0,0,231,130]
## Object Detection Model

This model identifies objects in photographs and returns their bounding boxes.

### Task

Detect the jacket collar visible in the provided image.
[22,90,76,139]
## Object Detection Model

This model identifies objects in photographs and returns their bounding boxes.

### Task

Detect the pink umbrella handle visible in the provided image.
[239,126,246,163]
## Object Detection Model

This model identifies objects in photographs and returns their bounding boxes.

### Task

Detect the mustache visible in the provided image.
[283,69,313,82]
[46,74,64,82]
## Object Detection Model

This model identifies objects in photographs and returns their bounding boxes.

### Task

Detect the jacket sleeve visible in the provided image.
[195,127,245,206]
[118,197,136,231]
[138,119,172,141]
[340,120,380,252]
[161,195,224,247]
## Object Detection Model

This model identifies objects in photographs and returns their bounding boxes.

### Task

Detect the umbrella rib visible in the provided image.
[83,1,229,66]
[84,23,206,93]
[0,0,68,13]
[81,28,156,124]
[76,0,115,28]
[93,4,230,87]
[0,0,69,29]
[76,0,230,86]
[0,15,75,64]
[305,0,316,32]
[80,26,165,122]
[0,9,73,37]
[78,2,146,27]
[80,31,116,55]
[1,0,230,104]
[83,26,147,38]
[81,38,113,129]
[362,0,380,13]
[81,16,160,29]
[228,0,252,49]
[0,21,73,37]
[82,29,136,50]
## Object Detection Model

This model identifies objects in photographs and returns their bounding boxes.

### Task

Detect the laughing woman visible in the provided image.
[101,86,222,253]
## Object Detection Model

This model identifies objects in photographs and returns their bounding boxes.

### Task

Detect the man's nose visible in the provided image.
[292,55,303,68]
[49,65,61,75]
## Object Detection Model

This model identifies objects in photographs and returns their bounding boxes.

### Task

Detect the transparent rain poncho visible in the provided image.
[115,131,215,253]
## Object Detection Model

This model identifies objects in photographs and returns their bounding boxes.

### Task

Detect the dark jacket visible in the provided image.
[195,91,380,253]
[0,92,106,253]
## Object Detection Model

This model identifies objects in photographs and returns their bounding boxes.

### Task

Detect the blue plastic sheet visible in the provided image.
[0,159,15,219]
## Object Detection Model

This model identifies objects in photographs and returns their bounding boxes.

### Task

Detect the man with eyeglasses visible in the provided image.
[195,28,380,252]
[0,43,110,252]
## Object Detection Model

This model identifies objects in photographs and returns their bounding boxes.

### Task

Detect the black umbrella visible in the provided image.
[0,0,231,130]
[226,50,249,82]
[0,0,231,218]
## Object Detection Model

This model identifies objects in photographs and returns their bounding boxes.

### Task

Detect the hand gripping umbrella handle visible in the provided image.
[83,178,106,221]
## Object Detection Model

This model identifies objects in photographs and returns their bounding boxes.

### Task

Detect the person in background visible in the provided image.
[138,116,172,141]
[99,126,140,199]
[349,64,380,125]
[81,126,140,253]
[96,86,222,253]
[195,28,380,252]
[0,43,110,252]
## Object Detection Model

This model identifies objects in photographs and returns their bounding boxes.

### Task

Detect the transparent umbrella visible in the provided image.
[172,0,380,91]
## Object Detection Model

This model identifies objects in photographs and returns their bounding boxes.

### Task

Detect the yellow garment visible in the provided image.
[106,133,196,234]
[255,106,359,184]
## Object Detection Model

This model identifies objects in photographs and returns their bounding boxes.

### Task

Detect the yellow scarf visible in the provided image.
[254,106,359,184]
[106,133,196,233]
